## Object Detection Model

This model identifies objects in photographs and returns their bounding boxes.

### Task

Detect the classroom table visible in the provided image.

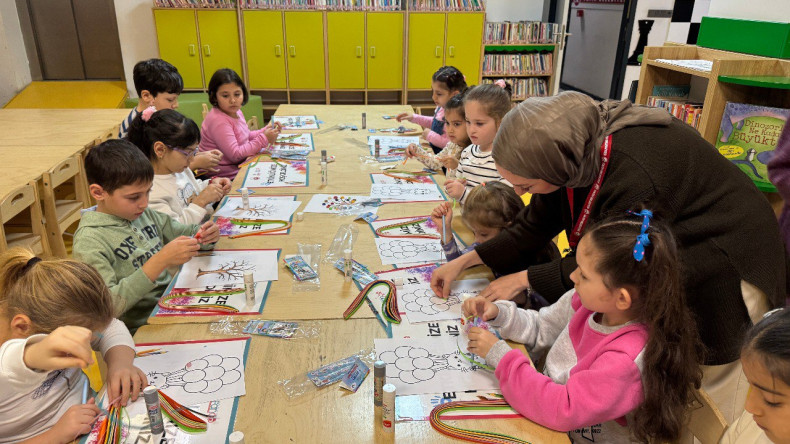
[0,145,87,200]
[0,108,128,146]
[134,320,570,444]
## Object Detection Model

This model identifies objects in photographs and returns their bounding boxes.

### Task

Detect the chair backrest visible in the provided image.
[0,184,36,225]
[679,388,728,443]
[202,103,209,120]
[247,115,259,131]
[46,155,81,190]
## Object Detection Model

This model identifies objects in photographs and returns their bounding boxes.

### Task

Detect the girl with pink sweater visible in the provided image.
[463,211,703,443]
[200,68,280,180]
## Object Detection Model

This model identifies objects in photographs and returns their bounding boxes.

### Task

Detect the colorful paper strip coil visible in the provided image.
[96,403,123,444]
[158,289,243,314]
[374,217,440,239]
[429,400,532,444]
[343,280,401,324]
[158,390,208,433]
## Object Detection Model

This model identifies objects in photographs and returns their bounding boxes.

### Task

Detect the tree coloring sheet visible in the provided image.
[271,115,319,130]
[173,249,280,288]
[213,196,302,221]
[369,183,445,203]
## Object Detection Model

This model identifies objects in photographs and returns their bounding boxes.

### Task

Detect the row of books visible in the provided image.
[647,96,703,130]
[154,0,235,7]
[483,78,549,100]
[408,0,483,11]
[482,53,553,76]
[484,21,561,44]
[243,0,402,8]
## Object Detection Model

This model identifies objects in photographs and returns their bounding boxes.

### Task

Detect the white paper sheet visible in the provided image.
[173,250,279,288]
[369,183,445,202]
[242,161,308,188]
[374,237,445,266]
[273,133,314,151]
[302,194,379,215]
[214,196,302,221]
[271,115,319,130]
[374,336,499,396]
[369,172,438,186]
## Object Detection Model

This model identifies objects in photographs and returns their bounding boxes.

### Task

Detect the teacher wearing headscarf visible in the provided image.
[431,91,787,422]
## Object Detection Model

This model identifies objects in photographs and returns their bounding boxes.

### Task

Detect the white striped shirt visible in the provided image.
[456,144,512,204]
[118,107,140,139]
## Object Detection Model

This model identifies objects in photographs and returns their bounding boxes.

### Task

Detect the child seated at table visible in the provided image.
[73,140,219,332]
[200,68,281,180]
[404,93,470,177]
[0,248,145,443]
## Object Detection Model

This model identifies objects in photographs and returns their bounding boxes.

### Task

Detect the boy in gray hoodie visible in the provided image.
[74,140,220,331]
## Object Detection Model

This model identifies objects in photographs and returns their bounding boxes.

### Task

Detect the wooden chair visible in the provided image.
[0,182,50,256]
[678,388,729,443]
[40,155,91,257]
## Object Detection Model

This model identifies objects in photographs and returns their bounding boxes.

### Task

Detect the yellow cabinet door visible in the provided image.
[327,12,364,89]
[445,13,484,84]
[367,13,403,89]
[244,11,287,89]
[153,9,202,89]
[284,12,325,89]
[407,13,446,89]
[197,11,242,87]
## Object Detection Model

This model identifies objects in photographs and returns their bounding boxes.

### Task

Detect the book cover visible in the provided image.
[716,102,790,192]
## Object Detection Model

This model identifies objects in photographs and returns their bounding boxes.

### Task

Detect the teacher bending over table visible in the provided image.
[430,91,787,423]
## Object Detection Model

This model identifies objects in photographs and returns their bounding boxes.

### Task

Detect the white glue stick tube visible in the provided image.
[382,383,396,432]
[244,272,255,305]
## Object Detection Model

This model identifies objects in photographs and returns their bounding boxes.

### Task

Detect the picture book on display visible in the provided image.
[716,102,790,192]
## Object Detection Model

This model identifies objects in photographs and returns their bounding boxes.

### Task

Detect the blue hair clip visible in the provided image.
[627,210,653,261]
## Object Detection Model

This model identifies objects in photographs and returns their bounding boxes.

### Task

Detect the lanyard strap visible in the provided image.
[567,134,613,249]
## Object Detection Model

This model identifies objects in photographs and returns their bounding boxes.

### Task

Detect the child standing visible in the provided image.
[0,248,146,444]
[432,182,556,308]
[444,82,513,204]
[404,93,470,176]
[200,68,281,180]
[396,66,467,154]
[127,107,231,225]
[463,211,703,443]
[73,140,220,332]
[721,309,790,444]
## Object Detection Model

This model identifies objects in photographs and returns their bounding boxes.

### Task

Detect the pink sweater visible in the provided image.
[487,290,648,443]
[411,107,449,149]
[200,107,271,179]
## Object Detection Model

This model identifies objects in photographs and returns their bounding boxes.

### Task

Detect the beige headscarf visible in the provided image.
[492,91,671,188]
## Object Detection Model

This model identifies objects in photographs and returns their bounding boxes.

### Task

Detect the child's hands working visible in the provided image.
[467,327,499,359]
[264,124,281,145]
[438,155,459,170]
[192,182,225,207]
[212,177,232,195]
[195,221,220,245]
[444,178,466,200]
[190,150,222,172]
[46,398,100,444]
[104,346,148,406]
[430,202,453,245]
[404,143,422,159]
[395,112,413,123]
[23,326,94,371]
[144,236,199,281]
[421,128,432,140]
[462,296,500,321]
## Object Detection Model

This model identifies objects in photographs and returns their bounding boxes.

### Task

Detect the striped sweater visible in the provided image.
[456,144,512,204]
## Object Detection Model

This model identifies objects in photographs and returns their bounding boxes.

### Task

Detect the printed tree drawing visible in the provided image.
[378,346,483,385]
[146,354,242,395]
[233,203,276,218]
[196,260,254,281]
[376,186,435,197]
[401,287,460,316]
[378,239,443,260]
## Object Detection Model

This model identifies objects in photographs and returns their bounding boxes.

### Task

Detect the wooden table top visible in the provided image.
[0,108,128,146]
[134,320,569,444]
[0,145,87,200]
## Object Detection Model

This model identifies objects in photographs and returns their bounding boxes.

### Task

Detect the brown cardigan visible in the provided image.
[476,119,787,365]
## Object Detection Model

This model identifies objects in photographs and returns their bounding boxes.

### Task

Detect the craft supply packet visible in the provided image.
[243,320,299,338]
[333,259,378,286]
[284,256,318,281]
[354,212,378,223]
[339,357,370,393]
[307,356,358,387]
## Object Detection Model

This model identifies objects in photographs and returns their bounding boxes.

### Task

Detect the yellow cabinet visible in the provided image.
[327,12,364,89]
[244,11,287,89]
[153,9,202,89]
[407,14,446,89]
[446,13,484,84]
[367,13,403,89]
[284,12,326,89]
[197,11,242,86]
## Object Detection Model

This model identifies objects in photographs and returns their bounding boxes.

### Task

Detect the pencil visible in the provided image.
[81,378,89,404]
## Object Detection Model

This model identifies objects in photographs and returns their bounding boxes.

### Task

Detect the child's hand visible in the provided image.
[48,398,100,443]
[156,236,200,267]
[107,362,148,406]
[444,178,466,200]
[421,128,432,140]
[467,327,499,359]
[462,296,499,321]
[264,125,281,144]
[212,177,232,195]
[24,326,94,371]
[196,221,219,245]
[190,150,222,171]
[395,112,413,123]
[430,202,453,244]
[404,143,421,159]
[438,155,459,170]
[193,183,224,207]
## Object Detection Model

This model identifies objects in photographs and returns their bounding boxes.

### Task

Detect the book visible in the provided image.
[715,102,790,192]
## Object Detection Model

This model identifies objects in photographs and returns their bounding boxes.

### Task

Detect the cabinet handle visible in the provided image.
[435,46,441,57]
[203,45,211,56]
[275,45,282,56]
[188,44,196,56]
[356,46,362,57]
[289,45,296,57]
[370,46,376,58]
[449,46,455,57]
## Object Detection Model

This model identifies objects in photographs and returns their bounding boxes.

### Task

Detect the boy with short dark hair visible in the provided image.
[73,139,219,331]
[119,59,183,139]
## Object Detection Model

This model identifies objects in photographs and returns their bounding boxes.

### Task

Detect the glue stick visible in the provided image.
[296,211,304,222]
[229,431,245,444]
[143,385,164,435]
[382,383,396,432]
[362,112,367,129]
[374,360,386,407]
[374,139,381,159]
[343,249,353,281]
[244,272,255,305]
[321,149,327,163]
[321,161,328,186]
[241,187,250,210]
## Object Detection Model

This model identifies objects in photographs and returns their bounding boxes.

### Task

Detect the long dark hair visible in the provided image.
[126,109,200,160]
[742,308,790,386]
[586,212,703,443]
[432,66,467,93]
[208,68,249,107]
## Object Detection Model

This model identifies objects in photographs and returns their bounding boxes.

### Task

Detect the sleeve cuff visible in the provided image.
[528,259,574,304]
[490,300,516,328]
[485,340,512,368]
[0,335,50,387]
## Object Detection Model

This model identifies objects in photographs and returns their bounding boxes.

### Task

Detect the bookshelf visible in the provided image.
[482,21,560,102]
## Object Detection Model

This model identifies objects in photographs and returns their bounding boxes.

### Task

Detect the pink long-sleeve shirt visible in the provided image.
[200,107,271,179]
[486,290,648,443]
[411,107,449,149]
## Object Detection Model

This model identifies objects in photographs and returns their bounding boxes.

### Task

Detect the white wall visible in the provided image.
[485,0,544,22]
[620,0,675,99]
[114,0,160,98]
[0,0,32,107]
[708,0,790,22]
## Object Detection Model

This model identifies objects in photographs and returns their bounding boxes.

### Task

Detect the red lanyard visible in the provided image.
[567,135,612,249]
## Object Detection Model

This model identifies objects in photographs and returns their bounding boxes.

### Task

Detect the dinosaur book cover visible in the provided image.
[716,102,790,192]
